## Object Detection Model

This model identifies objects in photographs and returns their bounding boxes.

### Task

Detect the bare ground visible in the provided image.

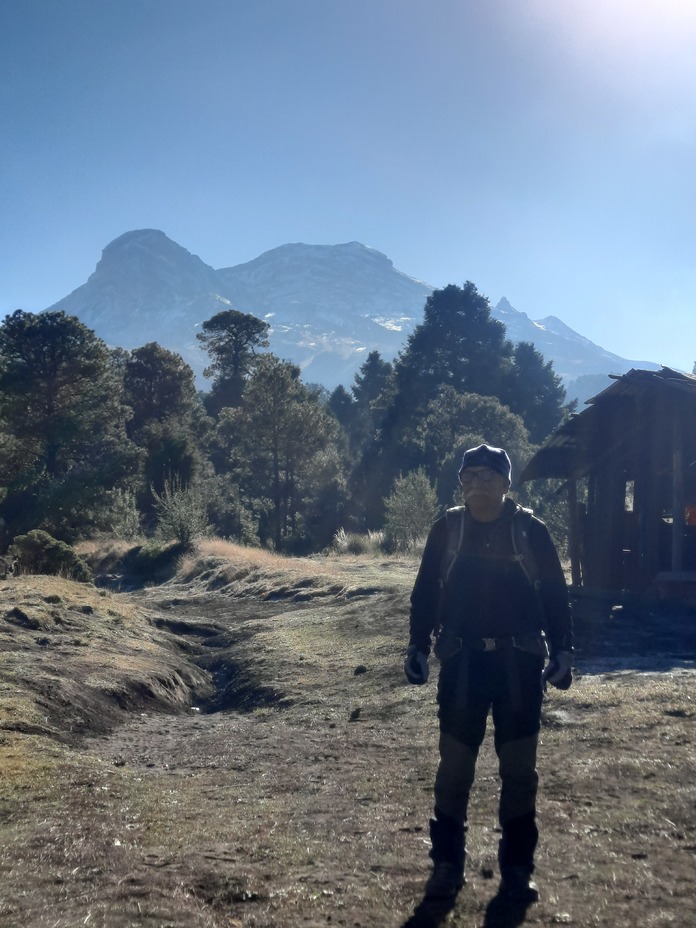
[1,553,695,928]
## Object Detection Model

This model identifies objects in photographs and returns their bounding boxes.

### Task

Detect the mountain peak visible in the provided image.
[99,229,207,266]
[103,228,169,250]
[48,230,233,358]
[537,315,584,339]
[43,231,660,396]
[89,230,218,293]
[495,296,529,319]
[217,241,395,275]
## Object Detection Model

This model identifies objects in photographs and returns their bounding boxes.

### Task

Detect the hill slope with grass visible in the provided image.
[1,541,695,927]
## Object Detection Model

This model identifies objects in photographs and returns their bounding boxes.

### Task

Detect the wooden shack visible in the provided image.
[518,367,696,594]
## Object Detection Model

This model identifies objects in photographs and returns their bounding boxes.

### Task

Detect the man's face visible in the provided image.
[459,466,509,506]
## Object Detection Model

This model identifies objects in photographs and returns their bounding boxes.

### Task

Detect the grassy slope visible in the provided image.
[0,540,417,812]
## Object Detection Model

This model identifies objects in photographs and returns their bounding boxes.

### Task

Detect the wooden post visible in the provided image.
[567,479,582,586]
[636,388,667,583]
[672,406,685,572]
[584,473,598,587]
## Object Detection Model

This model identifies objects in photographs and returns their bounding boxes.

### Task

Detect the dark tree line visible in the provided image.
[0,283,570,553]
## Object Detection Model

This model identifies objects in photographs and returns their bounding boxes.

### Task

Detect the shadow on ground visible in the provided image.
[400,893,457,928]
[401,889,533,928]
[571,588,696,671]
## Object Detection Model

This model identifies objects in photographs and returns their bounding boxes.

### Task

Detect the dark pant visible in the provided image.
[434,648,544,872]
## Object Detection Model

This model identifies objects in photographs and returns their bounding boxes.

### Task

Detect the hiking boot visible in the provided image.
[499,867,539,903]
[424,861,465,899]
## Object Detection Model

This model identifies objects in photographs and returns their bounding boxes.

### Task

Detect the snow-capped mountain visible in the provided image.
[46,230,236,371]
[491,297,659,397]
[46,231,431,388]
[45,229,659,398]
[216,241,431,387]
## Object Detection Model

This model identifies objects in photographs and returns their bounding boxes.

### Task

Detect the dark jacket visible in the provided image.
[409,498,572,657]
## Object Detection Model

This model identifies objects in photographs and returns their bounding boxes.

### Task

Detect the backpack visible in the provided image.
[435,505,543,637]
[440,505,540,587]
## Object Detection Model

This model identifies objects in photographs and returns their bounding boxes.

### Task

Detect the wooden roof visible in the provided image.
[518,367,696,484]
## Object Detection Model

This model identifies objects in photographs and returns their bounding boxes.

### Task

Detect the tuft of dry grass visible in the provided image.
[332,527,387,555]
[191,536,291,570]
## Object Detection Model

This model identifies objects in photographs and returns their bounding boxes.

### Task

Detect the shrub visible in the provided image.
[9,530,94,583]
[101,487,141,540]
[151,476,211,549]
[383,469,439,551]
[333,528,368,555]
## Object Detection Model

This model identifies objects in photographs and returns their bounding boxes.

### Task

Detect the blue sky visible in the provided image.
[2,0,696,371]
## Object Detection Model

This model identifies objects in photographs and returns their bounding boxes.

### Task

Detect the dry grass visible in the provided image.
[193,537,289,569]
[76,535,146,571]
[171,536,420,600]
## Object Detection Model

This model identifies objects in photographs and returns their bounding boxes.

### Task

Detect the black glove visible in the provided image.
[404,644,429,685]
[542,651,573,690]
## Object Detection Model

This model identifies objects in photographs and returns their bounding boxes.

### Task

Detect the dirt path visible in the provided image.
[2,582,696,927]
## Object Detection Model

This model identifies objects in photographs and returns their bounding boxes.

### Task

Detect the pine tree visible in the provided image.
[0,310,139,542]
[216,355,345,550]
[359,283,511,523]
[500,341,568,443]
[122,343,212,521]
[197,308,270,414]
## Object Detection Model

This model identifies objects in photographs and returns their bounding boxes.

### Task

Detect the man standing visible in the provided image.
[404,444,572,903]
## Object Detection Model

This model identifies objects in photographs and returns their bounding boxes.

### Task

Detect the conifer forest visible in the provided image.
[0,283,571,556]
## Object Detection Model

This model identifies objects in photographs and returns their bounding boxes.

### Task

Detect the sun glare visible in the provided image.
[526,0,696,97]
[531,0,696,55]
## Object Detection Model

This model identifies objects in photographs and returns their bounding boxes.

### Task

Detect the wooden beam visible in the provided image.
[567,479,582,586]
[672,407,685,571]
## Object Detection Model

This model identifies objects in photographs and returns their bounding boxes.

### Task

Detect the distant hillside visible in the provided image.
[46,229,660,396]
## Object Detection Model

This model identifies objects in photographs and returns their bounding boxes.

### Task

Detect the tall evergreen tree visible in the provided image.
[215,354,345,550]
[0,310,139,543]
[383,283,511,462]
[328,384,356,437]
[352,350,393,407]
[350,351,393,453]
[328,351,394,459]
[500,341,568,443]
[358,283,512,524]
[122,343,212,521]
[123,342,200,433]
[389,283,510,427]
[197,308,270,415]
[354,284,572,526]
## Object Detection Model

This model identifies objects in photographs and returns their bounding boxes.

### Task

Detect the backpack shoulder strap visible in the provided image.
[511,506,540,590]
[434,506,466,639]
[441,506,466,586]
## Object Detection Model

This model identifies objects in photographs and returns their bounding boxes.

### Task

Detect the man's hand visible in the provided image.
[542,651,573,690]
[404,644,429,685]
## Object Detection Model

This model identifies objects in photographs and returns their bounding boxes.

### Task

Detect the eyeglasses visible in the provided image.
[459,468,498,485]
